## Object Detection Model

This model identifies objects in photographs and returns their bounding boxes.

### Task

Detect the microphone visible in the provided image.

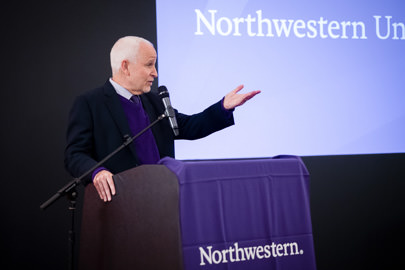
[158,85,179,136]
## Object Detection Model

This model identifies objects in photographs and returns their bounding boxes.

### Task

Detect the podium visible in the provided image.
[79,156,317,270]
[79,164,183,270]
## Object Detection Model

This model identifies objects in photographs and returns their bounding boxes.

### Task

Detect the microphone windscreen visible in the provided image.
[158,85,169,98]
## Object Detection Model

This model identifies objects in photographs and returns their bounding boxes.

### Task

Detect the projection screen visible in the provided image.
[156,0,405,159]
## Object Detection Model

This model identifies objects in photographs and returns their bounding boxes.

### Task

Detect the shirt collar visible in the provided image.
[109,78,133,100]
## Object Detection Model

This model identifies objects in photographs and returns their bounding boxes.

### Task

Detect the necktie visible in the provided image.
[130,95,141,105]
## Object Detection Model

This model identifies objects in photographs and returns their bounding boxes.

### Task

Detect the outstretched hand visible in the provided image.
[223,85,261,110]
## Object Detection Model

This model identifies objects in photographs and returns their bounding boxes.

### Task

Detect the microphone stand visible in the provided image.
[40,113,166,270]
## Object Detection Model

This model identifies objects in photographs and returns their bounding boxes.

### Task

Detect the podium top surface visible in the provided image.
[158,155,309,184]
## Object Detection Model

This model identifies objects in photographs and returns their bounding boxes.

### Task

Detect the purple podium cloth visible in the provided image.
[158,156,316,270]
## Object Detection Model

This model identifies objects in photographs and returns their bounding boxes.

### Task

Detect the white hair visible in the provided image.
[110,36,153,75]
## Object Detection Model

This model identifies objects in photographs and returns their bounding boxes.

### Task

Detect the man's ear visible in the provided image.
[121,60,130,76]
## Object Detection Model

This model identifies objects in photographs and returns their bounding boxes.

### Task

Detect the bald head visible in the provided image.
[110,36,154,76]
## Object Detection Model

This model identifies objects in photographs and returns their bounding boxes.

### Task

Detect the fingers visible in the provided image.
[224,86,260,110]
[107,176,116,196]
[236,89,261,105]
[100,179,112,202]
[93,170,115,202]
[233,84,244,93]
[245,90,261,100]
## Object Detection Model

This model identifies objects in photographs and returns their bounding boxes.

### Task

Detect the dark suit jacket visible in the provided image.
[64,80,234,184]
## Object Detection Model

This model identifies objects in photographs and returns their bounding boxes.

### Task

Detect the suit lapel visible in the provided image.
[103,81,139,162]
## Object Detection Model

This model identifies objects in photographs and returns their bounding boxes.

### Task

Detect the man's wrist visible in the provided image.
[92,167,108,181]
[221,97,235,113]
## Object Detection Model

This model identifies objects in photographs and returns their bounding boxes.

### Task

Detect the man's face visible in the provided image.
[127,42,158,94]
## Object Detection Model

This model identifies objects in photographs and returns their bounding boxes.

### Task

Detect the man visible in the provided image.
[64,36,260,202]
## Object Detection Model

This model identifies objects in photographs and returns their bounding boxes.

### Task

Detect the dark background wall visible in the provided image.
[1,1,404,269]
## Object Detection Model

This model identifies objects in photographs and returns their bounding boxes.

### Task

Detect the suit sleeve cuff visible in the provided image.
[92,167,108,182]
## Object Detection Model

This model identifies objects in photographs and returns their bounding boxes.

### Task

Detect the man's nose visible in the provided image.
[152,66,158,77]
